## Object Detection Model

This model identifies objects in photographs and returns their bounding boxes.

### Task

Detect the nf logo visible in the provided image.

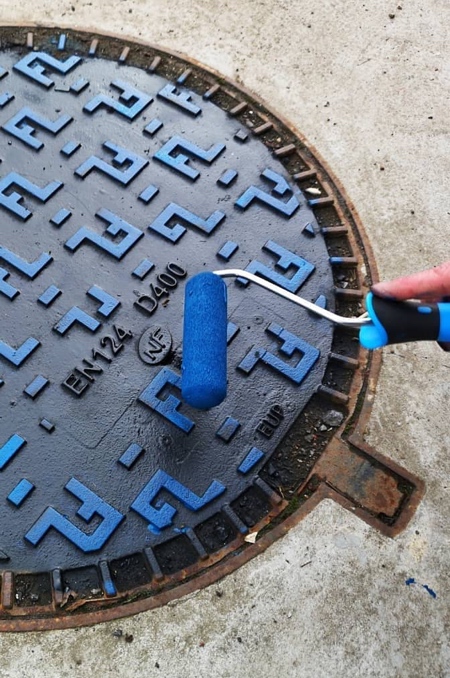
[138,326,172,365]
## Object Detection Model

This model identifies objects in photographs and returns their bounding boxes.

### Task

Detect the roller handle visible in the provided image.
[359,292,450,349]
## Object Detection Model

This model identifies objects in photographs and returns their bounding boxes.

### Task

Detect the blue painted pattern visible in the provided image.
[24,374,49,399]
[99,561,117,597]
[227,322,240,344]
[87,285,120,318]
[303,222,316,237]
[144,118,163,136]
[13,51,81,88]
[119,443,145,469]
[8,479,35,507]
[138,184,159,203]
[0,245,52,279]
[70,78,89,94]
[0,172,62,220]
[149,202,225,243]
[138,367,195,433]
[65,208,144,259]
[238,447,265,474]
[314,295,327,309]
[84,79,152,119]
[54,306,101,336]
[131,470,225,531]
[154,135,225,180]
[236,168,300,216]
[132,259,154,280]
[0,336,40,367]
[0,92,14,108]
[57,34,67,51]
[2,106,72,150]
[217,168,238,187]
[75,141,148,185]
[60,140,81,156]
[239,240,314,292]
[157,84,201,116]
[39,419,55,433]
[0,434,26,470]
[25,478,125,552]
[217,241,239,261]
[50,207,72,226]
[0,268,19,300]
[38,285,62,306]
[238,323,320,384]
[0,45,337,572]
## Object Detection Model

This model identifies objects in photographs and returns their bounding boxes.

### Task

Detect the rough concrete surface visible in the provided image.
[0,0,449,676]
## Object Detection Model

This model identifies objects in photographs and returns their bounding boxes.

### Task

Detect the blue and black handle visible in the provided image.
[181,272,450,410]
[359,292,450,349]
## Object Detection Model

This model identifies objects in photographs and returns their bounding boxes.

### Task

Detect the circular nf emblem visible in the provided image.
[138,327,173,365]
[0,27,423,631]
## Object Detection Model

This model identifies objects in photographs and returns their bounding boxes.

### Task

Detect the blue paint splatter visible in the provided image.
[422,585,437,599]
[405,578,437,598]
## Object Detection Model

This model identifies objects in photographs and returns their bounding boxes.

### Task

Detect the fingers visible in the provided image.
[372,260,450,301]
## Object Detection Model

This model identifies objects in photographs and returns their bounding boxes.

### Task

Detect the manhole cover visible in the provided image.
[0,27,424,631]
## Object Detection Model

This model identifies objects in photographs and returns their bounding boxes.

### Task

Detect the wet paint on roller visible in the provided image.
[182,273,228,409]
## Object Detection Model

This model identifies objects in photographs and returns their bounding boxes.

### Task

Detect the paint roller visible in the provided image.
[181,270,450,410]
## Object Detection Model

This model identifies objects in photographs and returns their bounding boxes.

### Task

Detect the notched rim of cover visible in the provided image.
[0,26,424,632]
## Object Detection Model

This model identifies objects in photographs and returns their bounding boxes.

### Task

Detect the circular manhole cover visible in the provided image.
[0,27,423,630]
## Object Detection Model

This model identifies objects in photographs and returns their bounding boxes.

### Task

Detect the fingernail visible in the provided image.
[371,285,398,300]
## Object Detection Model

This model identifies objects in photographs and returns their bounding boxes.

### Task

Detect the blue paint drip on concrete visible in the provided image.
[405,578,437,598]
[422,585,437,599]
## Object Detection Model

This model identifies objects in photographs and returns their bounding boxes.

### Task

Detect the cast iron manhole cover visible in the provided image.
[0,27,424,631]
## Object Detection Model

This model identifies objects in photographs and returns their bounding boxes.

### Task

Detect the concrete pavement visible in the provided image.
[0,0,449,675]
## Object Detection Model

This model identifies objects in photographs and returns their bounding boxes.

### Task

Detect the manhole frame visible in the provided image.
[0,24,424,632]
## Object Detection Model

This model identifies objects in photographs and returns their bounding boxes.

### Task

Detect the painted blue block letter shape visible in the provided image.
[75,141,148,185]
[84,80,152,120]
[0,172,62,220]
[65,208,144,260]
[239,240,314,292]
[25,478,124,552]
[131,470,226,532]
[236,169,300,216]
[0,336,40,367]
[154,135,225,181]
[138,367,195,433]
[2,107,72,150]
[13,51,81,88]
[148,203,225,244]
[238,323,320,384]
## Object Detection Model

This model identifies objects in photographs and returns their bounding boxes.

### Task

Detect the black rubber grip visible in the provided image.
[371,296,440,344]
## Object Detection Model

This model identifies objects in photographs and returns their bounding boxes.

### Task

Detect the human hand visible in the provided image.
[371,261,450,350]
[371,260,450,302]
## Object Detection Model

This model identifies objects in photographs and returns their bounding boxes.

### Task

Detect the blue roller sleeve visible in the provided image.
[359,292,450,349]
[182,272,228,409]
